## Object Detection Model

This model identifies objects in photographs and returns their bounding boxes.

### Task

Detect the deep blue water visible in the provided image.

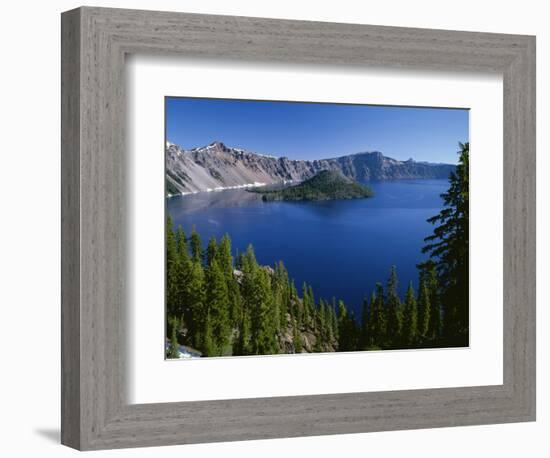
[167,179,447,318]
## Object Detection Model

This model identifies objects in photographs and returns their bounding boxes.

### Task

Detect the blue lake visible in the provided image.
[167,179,447,318]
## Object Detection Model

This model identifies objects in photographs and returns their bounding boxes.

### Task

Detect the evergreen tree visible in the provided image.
[313,332,323,352]
[330,300,339,342]
[370,283,386,348]
[423,262,442,343]
[166,216,180,319]
[417,275,431,342]
[216,235,233,273]
[235,250,245,270]
[337,300,349,351]
[337,300,357,351]
[175,225,189,263]
[290,281,298,301]
[167,318,180,359]
[241,245,259,314]
[385,266,403,348]
[234,308,252,356]
[422,142,469,346]
[206,236,217,267]
[217,234,242,325]
[205,259,231,355]
[307,285,316,325]
[318,299,329,345]
[291,281,302,329]
[302,282,311,326]
[274,262,291,329]
[190,226,202,262]
[184,259,205,348]
[402,282,418,347]
[250,268,278,355]
[359,297,370,350]
[349,310,359,349]
[199,311,215,356]
[174,225,193,328]
[366,291,376,347]
[240,245,278,355]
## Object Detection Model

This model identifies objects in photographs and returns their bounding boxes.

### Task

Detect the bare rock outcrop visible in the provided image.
[166,141,455,195]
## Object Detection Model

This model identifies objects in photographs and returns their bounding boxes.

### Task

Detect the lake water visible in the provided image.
[167,179,447,318]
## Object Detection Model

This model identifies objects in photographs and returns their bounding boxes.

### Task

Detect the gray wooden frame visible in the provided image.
[61,6,536,451]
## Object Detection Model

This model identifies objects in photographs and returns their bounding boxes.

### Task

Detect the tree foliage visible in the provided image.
[421,142,469,346]
[165,143,469,356]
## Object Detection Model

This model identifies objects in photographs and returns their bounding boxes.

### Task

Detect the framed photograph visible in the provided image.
[61,6,536,450]
[164,98,469,359]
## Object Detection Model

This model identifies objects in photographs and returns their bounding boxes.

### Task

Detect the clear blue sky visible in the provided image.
[166,97,469,164]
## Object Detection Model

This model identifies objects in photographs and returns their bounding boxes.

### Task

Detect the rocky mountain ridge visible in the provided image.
[166,141,456,195]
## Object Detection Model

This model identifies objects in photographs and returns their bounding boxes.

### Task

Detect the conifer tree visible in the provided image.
[172,225,194,327]
[239,245,277,355]
[185,259,205,348]
[274,262,291,329]
[234,308,251,356]
[190,226,202,262]
[307,285,316,325]
[217,234,241,325]
[205,259,231,355]
[386,266,403,347]
[249,268,278,355]
[206,236,217,267]
[290,281,298,300]
[422,142,469,346]
[330,300,339,342]
[417,275,431,342]
[337,300,349,351]
[360,297,370,350]
[301,282,311,326]
[313,332,323,352]
[235,250,245,270]
[216,235,233,272]
[291,281,302,330]
[199,311,215,356]
[402,282,418,347]
[175,225,189,263]
[349,310,359,349]
[318,299,329,344]
[166,216,180,319]
[337,300,357,351]
[424,263,442,342]
[241,245,259,313]
[370,283,386,348]
[366,291,376,347]
[167,318,180,359]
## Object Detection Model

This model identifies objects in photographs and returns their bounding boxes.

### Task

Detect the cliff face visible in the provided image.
[278,311,338,354]
[166,141,456,194]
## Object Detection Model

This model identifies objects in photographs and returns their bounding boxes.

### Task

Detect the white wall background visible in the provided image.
[0,0,546,456]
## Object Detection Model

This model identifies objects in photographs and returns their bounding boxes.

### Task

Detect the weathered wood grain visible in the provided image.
[61,6,536,450]
[61,7,81,449]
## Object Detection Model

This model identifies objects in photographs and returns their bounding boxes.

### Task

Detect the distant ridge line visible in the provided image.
[166,141,456,195]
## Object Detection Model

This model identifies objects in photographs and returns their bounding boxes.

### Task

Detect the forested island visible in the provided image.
[166,143,469,358]
[249,170,373,202]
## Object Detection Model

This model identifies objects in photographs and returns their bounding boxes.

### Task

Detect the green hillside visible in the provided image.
[253,170,374,202]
